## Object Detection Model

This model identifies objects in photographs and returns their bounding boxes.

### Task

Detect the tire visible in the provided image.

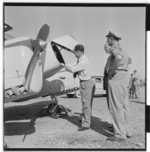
[75,90,81,98]
[47,103,61,117]
[67,94,75,98]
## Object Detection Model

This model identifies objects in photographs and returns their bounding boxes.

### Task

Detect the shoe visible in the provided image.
[107,125,113,129]
[106,136,125,142]
[51,114,59,119]
[108,128,114,133]
[104,125,114,133]
[78,126,89,131]
[127,135,132,139]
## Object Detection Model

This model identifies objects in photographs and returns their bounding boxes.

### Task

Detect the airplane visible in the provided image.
[4,23,80,117]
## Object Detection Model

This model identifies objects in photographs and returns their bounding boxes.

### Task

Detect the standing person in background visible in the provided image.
[62,44,95,131]
[133,70,141,98]
[103,42,114,108]
[103,42,114,131]
[105,31,132,142]
[129,74,134,98]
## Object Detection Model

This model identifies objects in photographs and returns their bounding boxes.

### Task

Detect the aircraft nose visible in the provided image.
[39,40,47,51]
[32,39,47,53]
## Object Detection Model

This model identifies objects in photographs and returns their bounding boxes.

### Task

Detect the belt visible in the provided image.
[80,79,91,83]
[112,69,127,77]
[116,69,127,72]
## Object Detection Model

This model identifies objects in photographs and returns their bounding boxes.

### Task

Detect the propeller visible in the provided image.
[24,24,50,94]
[31,23,50,52]
[36,24,50,41]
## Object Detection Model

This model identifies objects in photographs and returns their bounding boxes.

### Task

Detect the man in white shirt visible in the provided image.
[62,44,95,131]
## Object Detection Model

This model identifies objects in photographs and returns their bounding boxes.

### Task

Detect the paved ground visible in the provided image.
[4,87,145,150]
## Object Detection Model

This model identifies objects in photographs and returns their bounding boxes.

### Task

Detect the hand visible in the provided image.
[73,72,78,78]
[60,63,65,67]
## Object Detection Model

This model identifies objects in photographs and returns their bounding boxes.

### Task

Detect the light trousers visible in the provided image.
[108,71,132,139]
[80,79,95,128]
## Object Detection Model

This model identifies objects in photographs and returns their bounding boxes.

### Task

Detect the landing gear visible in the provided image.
[47,103,61,119]
[47,94,69,118]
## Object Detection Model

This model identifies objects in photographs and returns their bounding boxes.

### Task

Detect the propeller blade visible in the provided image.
[24,54,43,94]
[36,24,50,41]
[24,40,47,93]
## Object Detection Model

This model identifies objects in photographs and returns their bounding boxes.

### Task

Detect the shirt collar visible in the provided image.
[79,54,85,61]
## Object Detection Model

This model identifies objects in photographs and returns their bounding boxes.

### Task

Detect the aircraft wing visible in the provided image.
[4,23,14,41]
[5,33,15,41]
[51,35,78,53]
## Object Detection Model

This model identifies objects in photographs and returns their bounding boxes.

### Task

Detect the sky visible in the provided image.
[4,5,146,79]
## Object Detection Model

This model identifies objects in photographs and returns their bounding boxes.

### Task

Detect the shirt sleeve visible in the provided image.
[104,56,111,75]
[109,55,122,76]
[112,47,123,58]
[70,60,85,73]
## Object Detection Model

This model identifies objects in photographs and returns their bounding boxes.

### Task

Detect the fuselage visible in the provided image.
[4,35,78,103]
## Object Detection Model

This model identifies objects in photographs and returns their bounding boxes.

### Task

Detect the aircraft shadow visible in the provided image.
[4,99,112,137]
[4,100,50,121]
[4,100,51,136]
[4,122,35,136]
[60,111,113,138]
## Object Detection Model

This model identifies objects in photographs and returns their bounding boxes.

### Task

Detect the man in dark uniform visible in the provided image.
[105,31,132,142]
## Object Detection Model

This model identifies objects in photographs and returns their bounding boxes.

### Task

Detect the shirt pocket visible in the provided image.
[80,82,86,90]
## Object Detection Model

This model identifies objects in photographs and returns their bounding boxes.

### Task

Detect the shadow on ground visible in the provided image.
[4,122,35,137]
[4,100,51,136]
[4,99,112,138]
[129,99,145,104]
[60,111,113,138]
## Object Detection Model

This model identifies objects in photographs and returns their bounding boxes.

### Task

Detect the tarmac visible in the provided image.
[4,87,145,149]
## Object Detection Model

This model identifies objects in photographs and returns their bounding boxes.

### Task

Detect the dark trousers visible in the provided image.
[103,74,110,109]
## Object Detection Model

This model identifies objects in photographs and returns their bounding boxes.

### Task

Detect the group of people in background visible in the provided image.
[128,70,141,99]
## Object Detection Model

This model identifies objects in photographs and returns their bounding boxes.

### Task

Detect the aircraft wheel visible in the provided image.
[47,103,61,118]
[75,90,81,98]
